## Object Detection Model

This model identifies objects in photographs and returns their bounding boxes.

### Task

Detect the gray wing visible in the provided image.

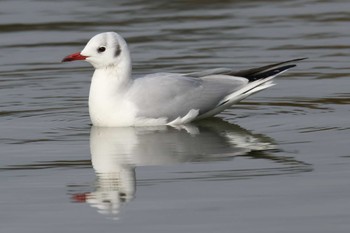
[128,58,305,122]
[128,72,247,121]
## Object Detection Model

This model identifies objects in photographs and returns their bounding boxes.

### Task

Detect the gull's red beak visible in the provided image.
[62,52,88,62]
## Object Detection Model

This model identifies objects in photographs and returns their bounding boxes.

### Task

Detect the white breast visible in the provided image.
[88,70,138,127]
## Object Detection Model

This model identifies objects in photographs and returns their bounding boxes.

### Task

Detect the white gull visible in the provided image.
[62,32,305,127]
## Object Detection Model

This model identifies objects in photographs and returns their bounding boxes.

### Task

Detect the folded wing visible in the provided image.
[129,58,306,122]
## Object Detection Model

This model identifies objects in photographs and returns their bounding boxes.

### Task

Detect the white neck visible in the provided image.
[91,45,133,91]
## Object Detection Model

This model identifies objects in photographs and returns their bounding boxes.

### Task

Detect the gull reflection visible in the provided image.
[75,118,276,219]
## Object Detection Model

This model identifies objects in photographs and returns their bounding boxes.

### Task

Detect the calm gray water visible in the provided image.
[0,0,349,232]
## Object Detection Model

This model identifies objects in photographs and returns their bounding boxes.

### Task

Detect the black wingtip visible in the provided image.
[247,64,296,81]
[231,57,307,82]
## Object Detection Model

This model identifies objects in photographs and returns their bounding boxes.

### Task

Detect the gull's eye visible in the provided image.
[97,46,106,53]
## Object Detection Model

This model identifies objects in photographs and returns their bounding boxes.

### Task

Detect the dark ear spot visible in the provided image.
[115,44,121,57]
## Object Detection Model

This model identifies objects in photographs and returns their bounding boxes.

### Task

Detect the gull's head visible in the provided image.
[62,32,128,69]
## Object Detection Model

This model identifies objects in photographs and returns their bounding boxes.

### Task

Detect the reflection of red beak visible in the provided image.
[71,193,89,203]
[62,52,88,62]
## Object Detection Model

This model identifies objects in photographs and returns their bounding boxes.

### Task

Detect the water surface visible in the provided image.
[0,0,349,232]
